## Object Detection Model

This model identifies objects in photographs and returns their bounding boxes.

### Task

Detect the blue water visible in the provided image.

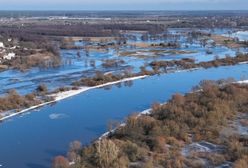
[0,63,247,168]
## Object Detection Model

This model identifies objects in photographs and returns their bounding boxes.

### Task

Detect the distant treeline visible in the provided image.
[0,23,165,39]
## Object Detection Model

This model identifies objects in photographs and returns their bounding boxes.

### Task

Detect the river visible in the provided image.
[0,63,247,168]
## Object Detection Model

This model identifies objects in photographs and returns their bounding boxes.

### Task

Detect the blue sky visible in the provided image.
[0,0,248,10]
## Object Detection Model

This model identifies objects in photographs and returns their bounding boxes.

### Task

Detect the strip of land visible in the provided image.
[0,75,147,121]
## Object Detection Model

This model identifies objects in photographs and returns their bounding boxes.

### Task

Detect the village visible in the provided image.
[0,38,17,69]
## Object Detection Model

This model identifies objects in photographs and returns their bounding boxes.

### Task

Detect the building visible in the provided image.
[0,42,4,48]
[3,53,16,60]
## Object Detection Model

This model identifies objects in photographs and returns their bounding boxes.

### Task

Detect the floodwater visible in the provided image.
[0,29,246,95]
[0,29,247,168]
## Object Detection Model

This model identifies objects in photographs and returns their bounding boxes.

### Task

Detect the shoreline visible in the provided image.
[98,79,248,140]
[51,75,148,102]
[99,108,152,140]
[1,62,248,122]
[0,75,148,122]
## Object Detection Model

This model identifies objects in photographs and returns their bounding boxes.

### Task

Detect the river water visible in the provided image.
[0,63,247,168]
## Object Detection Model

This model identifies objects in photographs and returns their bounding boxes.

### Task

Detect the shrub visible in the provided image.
[36,84,48,93]
[52,156,69,168]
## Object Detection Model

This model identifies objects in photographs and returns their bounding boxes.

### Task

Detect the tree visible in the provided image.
[234,156,248,168]
[171,93,185,105]
[52,156,69,168]
[36,84,48,93]
[95,139,119,168]
[69,141,82,153]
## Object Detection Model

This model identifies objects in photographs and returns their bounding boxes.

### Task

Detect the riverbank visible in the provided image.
[65,80,248,168]
[0,75,147,122]
[98,79,248,141]
[1,62,248,123]
[98,108,152,140]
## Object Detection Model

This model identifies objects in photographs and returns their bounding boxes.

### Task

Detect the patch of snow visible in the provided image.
[182,142,211,156]
[10,46,16,49]
[52,75,147,102]
[237,80,248,84]
[0,101,52,121]
[238,124,248,136]
[181,141,223,156]
[137,108,151,117]
[215,161,233,168]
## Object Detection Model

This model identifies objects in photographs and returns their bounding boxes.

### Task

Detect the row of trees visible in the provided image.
[70,53,248,88]
[150,53,248,73]
[0,84,50,114]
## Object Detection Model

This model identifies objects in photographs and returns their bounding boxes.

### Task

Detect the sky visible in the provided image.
[0,0,248,10]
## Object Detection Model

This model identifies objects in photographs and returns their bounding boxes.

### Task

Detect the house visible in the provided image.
[0,42,4,48]
[3,53,16,60]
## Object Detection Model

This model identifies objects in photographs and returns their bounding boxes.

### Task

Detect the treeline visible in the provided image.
[71,54,248,88]
[0,84,52,115]
[150,53,248,73]
[8,51,61,71]
[150,42,180,48]
[0,23,165,38]
[168,15,248,28]
[72,71,136,87]
[54,80,248,168]
[102,24,165,34]
[0,90,40,114]
[102,59,125,68]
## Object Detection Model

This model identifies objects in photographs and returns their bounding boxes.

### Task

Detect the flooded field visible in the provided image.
[1,29,247,95]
